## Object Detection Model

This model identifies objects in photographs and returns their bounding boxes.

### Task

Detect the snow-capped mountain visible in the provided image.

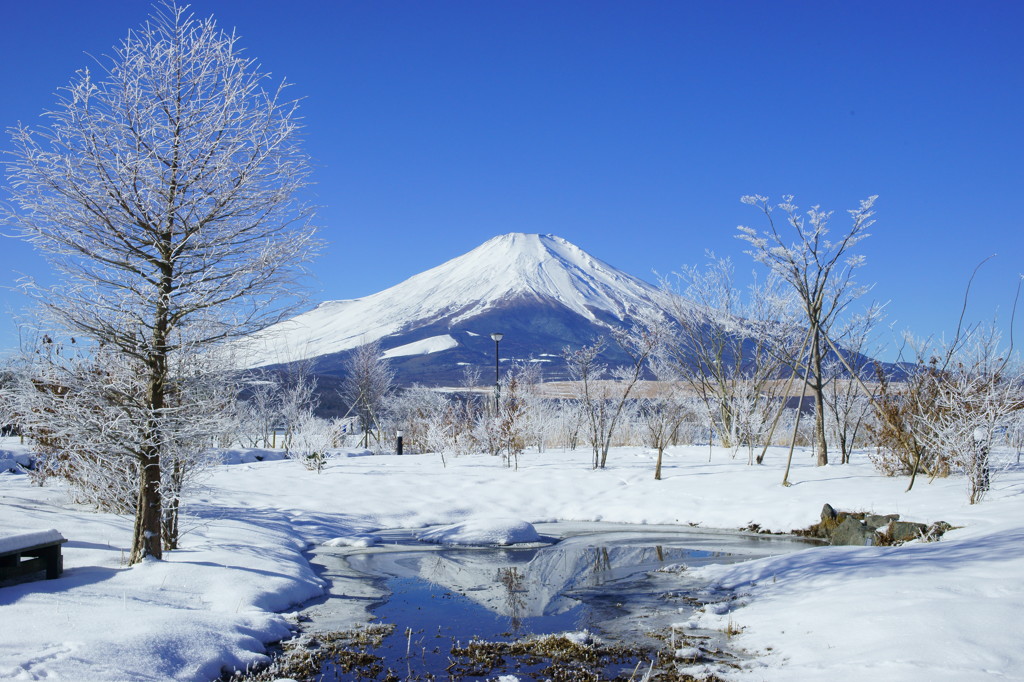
[237,233,667,384]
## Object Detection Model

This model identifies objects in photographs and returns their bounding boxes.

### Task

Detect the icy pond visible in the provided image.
[300,523,816,680]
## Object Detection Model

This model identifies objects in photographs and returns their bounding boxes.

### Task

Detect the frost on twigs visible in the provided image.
[3,1,320,563]
[735,193,876,468]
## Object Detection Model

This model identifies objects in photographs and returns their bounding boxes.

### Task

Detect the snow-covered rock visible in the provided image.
[416,518,542,546]
[322,534,380,548]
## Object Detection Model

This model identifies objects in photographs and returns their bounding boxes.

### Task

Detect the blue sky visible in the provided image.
[1,1,1021,361]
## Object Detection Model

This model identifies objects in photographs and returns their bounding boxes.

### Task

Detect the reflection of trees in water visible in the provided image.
[497,566,527,632]
[588,547,612,585]
[584,544,678,586]
[426,554,450,581]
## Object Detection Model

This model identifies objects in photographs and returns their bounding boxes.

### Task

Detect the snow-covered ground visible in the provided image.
[1,437,1022,681]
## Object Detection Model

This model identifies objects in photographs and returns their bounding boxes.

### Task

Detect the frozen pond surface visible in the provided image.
[303,522,816,679]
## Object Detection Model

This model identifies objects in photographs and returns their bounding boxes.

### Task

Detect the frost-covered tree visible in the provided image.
[7,335,236,549]
[271,357,320,456]
[497,373,529,469]
[384,385,468,462]
[553,398,585,451]
[908,328,1022,503]
[0,364,17,436]
[730,376,777,464]
[2,3,319,563]
[1007,410,1024,466]
[497,360,555,457]
[289,413,341,473]
[737,195,875,466]
[661,255,795,459]
[236,372,283,448]
[9,338,146,513]
[821,303,885,464]
[425,399,473,466]
[637,359,692,480]
[340,339,394,448]
[564,319,664,469]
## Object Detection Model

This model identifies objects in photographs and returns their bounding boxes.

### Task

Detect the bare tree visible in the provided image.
[237,372,283,448]
[497,373,528,469]
[276,357,319,455]
[638,359,692,479]
[905,328,1022,503]
[1007,407,1024,466]
[384,385,468,463]
[564,319,664,469]
[7,334,235,550]
[868,354,948,482]
[737,195,876,466]
[340,340,395,448]
[821,303,885,463]
[661,255,796,459]
[869,267,1023,501]
[2,3,319,563]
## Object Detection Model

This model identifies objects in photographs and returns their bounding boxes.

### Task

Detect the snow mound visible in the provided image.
[0,452,32,473]
[0,529,65,554]
[217,449,289,465]
[322,534,381,548]
[417,518,541,546]
[1,440,36,473]
[561,630,602,646]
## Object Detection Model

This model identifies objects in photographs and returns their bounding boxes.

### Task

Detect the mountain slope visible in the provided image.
[236,233,666,382]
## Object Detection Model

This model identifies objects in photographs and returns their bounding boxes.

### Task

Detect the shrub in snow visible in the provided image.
[288,414,341,473]
[869,327,1023,503]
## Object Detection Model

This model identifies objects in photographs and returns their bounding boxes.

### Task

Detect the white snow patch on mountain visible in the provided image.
[234,233,665,368]
[381,335,459,359]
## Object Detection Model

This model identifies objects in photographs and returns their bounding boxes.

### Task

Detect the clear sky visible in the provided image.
[1,1,1021,361]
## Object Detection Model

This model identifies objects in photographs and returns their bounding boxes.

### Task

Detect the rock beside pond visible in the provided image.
[796,504,950,546]
[886,521,929,543]
[831,517,875,546]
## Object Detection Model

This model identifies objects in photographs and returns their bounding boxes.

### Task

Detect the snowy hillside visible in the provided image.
[235,233,666,370]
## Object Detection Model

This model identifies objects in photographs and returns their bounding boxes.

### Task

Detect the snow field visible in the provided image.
[1,439,1022,680]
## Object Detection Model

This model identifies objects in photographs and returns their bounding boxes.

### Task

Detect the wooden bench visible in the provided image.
[0,530,68,582]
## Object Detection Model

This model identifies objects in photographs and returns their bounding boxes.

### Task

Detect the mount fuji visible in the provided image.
[237,233,669,385]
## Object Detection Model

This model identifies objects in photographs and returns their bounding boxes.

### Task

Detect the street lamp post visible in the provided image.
[490,332,503,413]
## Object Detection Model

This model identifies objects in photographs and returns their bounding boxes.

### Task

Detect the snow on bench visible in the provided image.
[0,530,67,582]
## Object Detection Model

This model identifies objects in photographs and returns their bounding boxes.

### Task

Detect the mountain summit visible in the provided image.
[239,233,665,383]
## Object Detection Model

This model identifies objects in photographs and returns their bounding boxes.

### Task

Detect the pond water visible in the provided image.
[303,523,814,680]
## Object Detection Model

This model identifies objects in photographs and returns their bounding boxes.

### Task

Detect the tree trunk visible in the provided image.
[655,446,664,480]
[162,459,184,550]
[131,263,172,564]
[162,493,179,551]
[810,328,829,466]
[131,447,163,563]
[813,387,828,466]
